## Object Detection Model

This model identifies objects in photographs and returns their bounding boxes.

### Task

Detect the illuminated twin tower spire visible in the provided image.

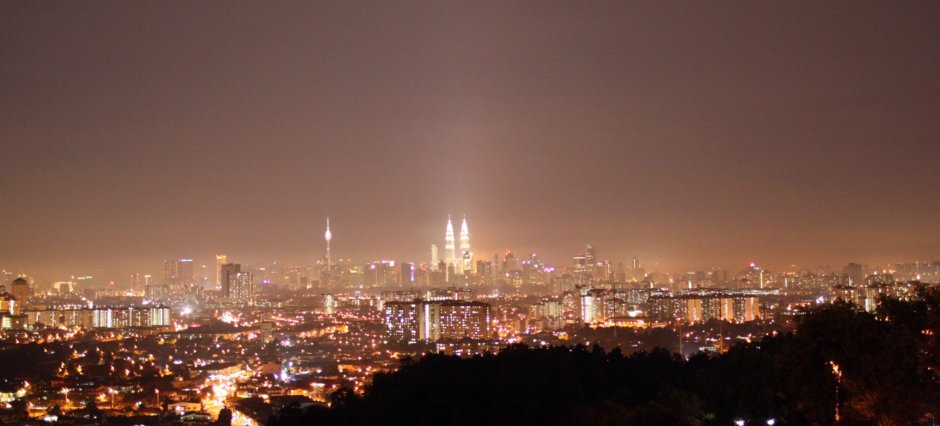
[443,215,472,273]
[324,217,332,273]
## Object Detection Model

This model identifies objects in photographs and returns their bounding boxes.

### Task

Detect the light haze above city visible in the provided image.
[1,2,938,282]
[1,3,939,426]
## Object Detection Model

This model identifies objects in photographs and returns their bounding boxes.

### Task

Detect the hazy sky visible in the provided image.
[2,1,939,282]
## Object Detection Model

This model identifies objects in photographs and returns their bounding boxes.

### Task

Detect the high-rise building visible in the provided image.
[145,282,168,301]
[418,301,442,341]
[366,261,395,287]
[220,263,241,298]
[585,244,596,266]
[476,260,493,285]
[10,277,28,315]
[400,262,415,287]
[84,306,171,329]
[383,301,419,342]
[459,216,472,272]
[164,258,195,289]
[438,301,491,340]
[431,244,439,270]
[445,216,457,268]
[215,255,227,286]
[179,259,194,287]
[844,263,864,286]
[232,271,254,304]
[385,300,492,342]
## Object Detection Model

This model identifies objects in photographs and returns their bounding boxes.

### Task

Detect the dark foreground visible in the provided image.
[270,294,940,426]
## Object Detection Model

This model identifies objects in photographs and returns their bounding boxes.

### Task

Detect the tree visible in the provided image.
[217,407,233,426]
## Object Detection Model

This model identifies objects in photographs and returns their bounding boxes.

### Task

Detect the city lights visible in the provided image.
[0,2,937,425]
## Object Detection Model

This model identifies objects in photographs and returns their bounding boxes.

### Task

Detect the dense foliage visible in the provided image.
[271,293,940,426]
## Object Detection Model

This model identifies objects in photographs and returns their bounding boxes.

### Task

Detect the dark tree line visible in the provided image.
[269,291,940,425]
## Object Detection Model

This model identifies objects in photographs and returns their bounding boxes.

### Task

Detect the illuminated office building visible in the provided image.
[220,263,240,298]
[215,254,227,286]
[164,258,195,289]
[10,277,28,314]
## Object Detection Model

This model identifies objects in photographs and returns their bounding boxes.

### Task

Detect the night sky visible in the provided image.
[2,1,939,282]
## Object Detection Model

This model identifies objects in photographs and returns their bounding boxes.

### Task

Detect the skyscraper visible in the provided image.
[459,216,471,272]
[430,244,439,270]
[215,254,227,286]
[232,271,254,304]
[444,216,456,268]
[164,258,194,289]
[220,263,240,298]
[10,277,28,315]
[400,262,415,287]
[844,263,864,286]
[218,263,253,304]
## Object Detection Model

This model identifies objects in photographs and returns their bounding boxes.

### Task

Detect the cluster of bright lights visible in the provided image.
[734,419,776,425]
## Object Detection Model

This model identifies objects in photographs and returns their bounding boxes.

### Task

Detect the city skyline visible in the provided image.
[4,213,938,285]
[0,3,938,424]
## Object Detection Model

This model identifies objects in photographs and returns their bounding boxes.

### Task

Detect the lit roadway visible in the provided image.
[200,368,260,426]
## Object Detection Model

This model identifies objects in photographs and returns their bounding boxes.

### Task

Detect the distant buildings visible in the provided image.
[164,258,195,290]
[215,254,227,286]
[441,215,473,278]
[844,263,864,286]
[438,301,490,340]
[648,290,765,324]
[399,262,414,287]
[444,217,456,274]
[459,216,472,273]
[10,277,28,315]
[383,300,492,343]
[21,305,171,329]
[383,301,418,342]
[0,277,30,326]
[831,281,925,312]
[221,263,253,304]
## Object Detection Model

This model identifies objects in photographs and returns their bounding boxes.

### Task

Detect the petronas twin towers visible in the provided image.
[444,215,472,273]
